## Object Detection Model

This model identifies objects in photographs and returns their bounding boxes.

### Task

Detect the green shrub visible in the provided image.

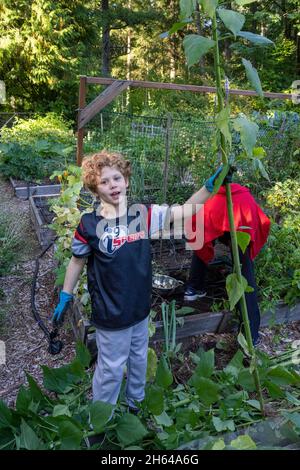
[0,113,76,181]
[256,223,300,311]
[265,179,300,218]
[0,210,24,276]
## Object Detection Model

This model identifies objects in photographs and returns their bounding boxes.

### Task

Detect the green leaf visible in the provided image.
[212,439,226,450]
[230,434,256,450]
[42,359,85,393]
[180,0,197,19]
[212,416,235,432]
[253,158,270,181]
[183,34,215,67]
[215,105,232,146]
[160,20,191,38]
[58,419,83,450]
[233,116,259,157]
[224,350,245,378]
[20,419,43,450]
[283,412,300,431]
[194,348,215,378]
[237,31,274,45]
[237,332,250,356]
[242,58,263,97]
[212,163,230,196]
[190,376,220,405]
[264,380,285,399]
[145,384,164,416]
[175,306,195,315]
[237,369,256,392]
[199,0,219,18]
[0,400,13,429]
[236,231,251,254]
[116,414,148,446]
[223,391,245,408]
[246,399,261,411]
[175,408,198,430]
[146,347,158,382]
[252,147,266,159]
[16,386,32,414]
[26,373,50,406]
[75,341,91,368]
[89,401,114,433]
[217,9,245,37]
[235,0,256,5]
[53,405,71,417]
[267,366,297,386]
[226,273,244,310]
[154,411,173,427]
[156,355,173,389]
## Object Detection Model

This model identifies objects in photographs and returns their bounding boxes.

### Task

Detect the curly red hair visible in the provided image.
[81,150,131,193]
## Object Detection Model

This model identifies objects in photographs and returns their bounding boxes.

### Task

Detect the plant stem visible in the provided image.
[212,11,265,416]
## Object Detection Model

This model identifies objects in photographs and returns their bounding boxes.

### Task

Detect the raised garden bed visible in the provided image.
[10,177,61,199]
[70,292,300,357]
[29,194,58,248]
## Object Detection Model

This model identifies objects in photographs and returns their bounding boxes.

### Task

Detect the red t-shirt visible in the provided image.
[185,184,271,264]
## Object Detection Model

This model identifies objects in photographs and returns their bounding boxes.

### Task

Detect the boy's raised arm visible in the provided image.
[170,167,223,223]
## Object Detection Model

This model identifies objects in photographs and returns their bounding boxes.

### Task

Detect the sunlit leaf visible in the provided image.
[236,231,251,253]
[217,9,245,37]
[242,58,263,97]
[180,0,197,19]
[183,34,215,67]
[199,0,219,19]
[215,105,232,146]
[233,116,259,157]
[238,31,274,45]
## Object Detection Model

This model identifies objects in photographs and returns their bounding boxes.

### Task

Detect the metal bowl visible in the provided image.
[152,274,184,296]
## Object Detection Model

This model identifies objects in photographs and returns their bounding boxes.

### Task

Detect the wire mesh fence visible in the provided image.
[83,110,295,203]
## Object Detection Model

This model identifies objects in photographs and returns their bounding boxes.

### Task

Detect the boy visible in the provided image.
[52,151,224,412]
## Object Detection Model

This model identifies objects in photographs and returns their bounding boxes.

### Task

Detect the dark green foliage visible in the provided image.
[1,342,300,450]
[0,114,75,181]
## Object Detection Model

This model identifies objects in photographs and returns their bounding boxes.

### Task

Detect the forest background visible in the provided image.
[0,0,299,120]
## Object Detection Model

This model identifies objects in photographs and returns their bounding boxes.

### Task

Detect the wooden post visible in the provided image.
[160,113,172,260]
[76,76,87,166]
[163,113,172,203]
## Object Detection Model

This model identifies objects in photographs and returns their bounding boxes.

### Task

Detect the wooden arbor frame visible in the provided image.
[76,75,293,166]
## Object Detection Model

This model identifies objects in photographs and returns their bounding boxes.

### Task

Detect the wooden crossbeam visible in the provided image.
[85,76,293,100]
[78,80,129,129]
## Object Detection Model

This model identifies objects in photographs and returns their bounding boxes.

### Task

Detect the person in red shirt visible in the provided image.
[184,183,271,345]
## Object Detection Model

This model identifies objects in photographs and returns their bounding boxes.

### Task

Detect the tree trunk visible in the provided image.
[102,0,110,77]
[170,39,176,80]
[195,1,205,73]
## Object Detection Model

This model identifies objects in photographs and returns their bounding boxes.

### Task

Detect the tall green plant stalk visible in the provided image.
[211,12,265,415]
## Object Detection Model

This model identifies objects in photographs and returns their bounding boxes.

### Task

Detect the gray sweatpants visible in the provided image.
[92,316,149,408]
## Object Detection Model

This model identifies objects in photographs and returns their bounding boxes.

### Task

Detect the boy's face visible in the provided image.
[95,165,128,206]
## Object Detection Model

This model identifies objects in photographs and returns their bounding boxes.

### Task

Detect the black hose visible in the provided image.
[31,237,63,355]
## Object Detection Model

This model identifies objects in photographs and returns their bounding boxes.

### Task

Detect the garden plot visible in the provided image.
[10,176,61,199]
[29,195,58,248]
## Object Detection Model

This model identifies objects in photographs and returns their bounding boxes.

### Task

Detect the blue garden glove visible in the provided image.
[205,166,223,193]
[205,165,235,192]
[52,291,73,326]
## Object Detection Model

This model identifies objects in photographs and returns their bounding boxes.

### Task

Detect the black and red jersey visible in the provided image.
[72,204,169,330]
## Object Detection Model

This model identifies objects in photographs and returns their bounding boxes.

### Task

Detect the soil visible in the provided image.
[0,177,76,407]
[1,176,300,407]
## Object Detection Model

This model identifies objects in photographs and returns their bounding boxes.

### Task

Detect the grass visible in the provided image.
[0,208,25,276]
